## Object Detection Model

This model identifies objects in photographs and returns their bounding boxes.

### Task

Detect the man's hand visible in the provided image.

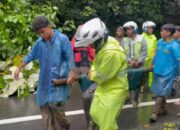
[14,68,21,80]
[128,60,135,68]
[67,70,76,85]
[134,61,143,68]
[14,62,27,80]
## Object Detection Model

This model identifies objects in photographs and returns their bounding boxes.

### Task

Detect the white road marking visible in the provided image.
[123,98,180,109]
[0,98,179,125]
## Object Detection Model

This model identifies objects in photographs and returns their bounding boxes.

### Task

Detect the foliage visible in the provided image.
[0,0,178,99]
[0,0,58,60]
[162,0,180,24]
[1,0,177,60]
[0,57,39,98]
[32,0,164,37]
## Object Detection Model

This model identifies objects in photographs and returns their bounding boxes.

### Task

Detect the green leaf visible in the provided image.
[0,9,3,17]
[18,84,30,98]
[0,77,5,89]
[52,6,58,10]
[28,37,33,43]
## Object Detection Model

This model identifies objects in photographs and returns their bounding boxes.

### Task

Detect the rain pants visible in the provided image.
[151,39,180,96]
[142,32,157,87]
[89,36,128,130]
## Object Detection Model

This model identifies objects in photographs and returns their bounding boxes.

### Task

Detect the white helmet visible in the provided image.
[142,21,156,32]
[123,21,138,32]
[75,18,108,48]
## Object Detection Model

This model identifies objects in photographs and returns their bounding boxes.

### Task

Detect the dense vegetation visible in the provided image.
[0,0,179,97]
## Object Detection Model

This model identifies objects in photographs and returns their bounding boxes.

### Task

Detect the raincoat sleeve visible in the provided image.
[138,37,147,62]
[23,42,38,63]
[90,51,121,84]
[61,35,75,70]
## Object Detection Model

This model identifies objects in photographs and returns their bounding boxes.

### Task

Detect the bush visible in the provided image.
[0,0,58,60]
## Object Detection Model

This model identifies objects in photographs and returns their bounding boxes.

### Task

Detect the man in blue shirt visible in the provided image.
[150,24,180,122]
[14,16,75,130]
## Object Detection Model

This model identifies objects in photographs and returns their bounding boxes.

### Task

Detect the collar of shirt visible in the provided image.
[40,29,59,45]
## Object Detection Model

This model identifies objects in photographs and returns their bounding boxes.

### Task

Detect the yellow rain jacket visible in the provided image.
[142,32,157,87]
[90,36,128,130]
[142,32,157,67]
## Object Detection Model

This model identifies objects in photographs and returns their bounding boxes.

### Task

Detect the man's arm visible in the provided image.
[14,62,27,80]
[14,42,38,80]
[89,51,121,84]
[61,35,76,85]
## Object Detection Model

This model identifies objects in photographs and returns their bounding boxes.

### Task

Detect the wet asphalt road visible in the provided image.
[0,83,180,130]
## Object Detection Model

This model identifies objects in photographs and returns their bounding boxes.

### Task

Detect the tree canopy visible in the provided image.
[0,0,179,59]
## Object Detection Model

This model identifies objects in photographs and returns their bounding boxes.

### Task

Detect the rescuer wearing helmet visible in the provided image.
[121,21,147,108]
[75,18,128,130]
[142,21,157,88]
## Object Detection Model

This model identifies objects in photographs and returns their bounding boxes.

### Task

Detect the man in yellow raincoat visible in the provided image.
[142,21,157,87]
[74,18,128,130]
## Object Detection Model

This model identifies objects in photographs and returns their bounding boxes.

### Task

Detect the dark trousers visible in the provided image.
[40,102,70,130]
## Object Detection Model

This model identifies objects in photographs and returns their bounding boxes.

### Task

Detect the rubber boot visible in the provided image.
[161,97,168,115]
[150,96,163,122]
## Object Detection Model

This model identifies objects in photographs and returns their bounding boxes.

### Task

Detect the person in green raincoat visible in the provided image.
[142,21,157,88]
[74,18,128,130]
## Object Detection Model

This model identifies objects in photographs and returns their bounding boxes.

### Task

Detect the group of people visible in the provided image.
[115,21,180,123]
[14,15,180,130]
